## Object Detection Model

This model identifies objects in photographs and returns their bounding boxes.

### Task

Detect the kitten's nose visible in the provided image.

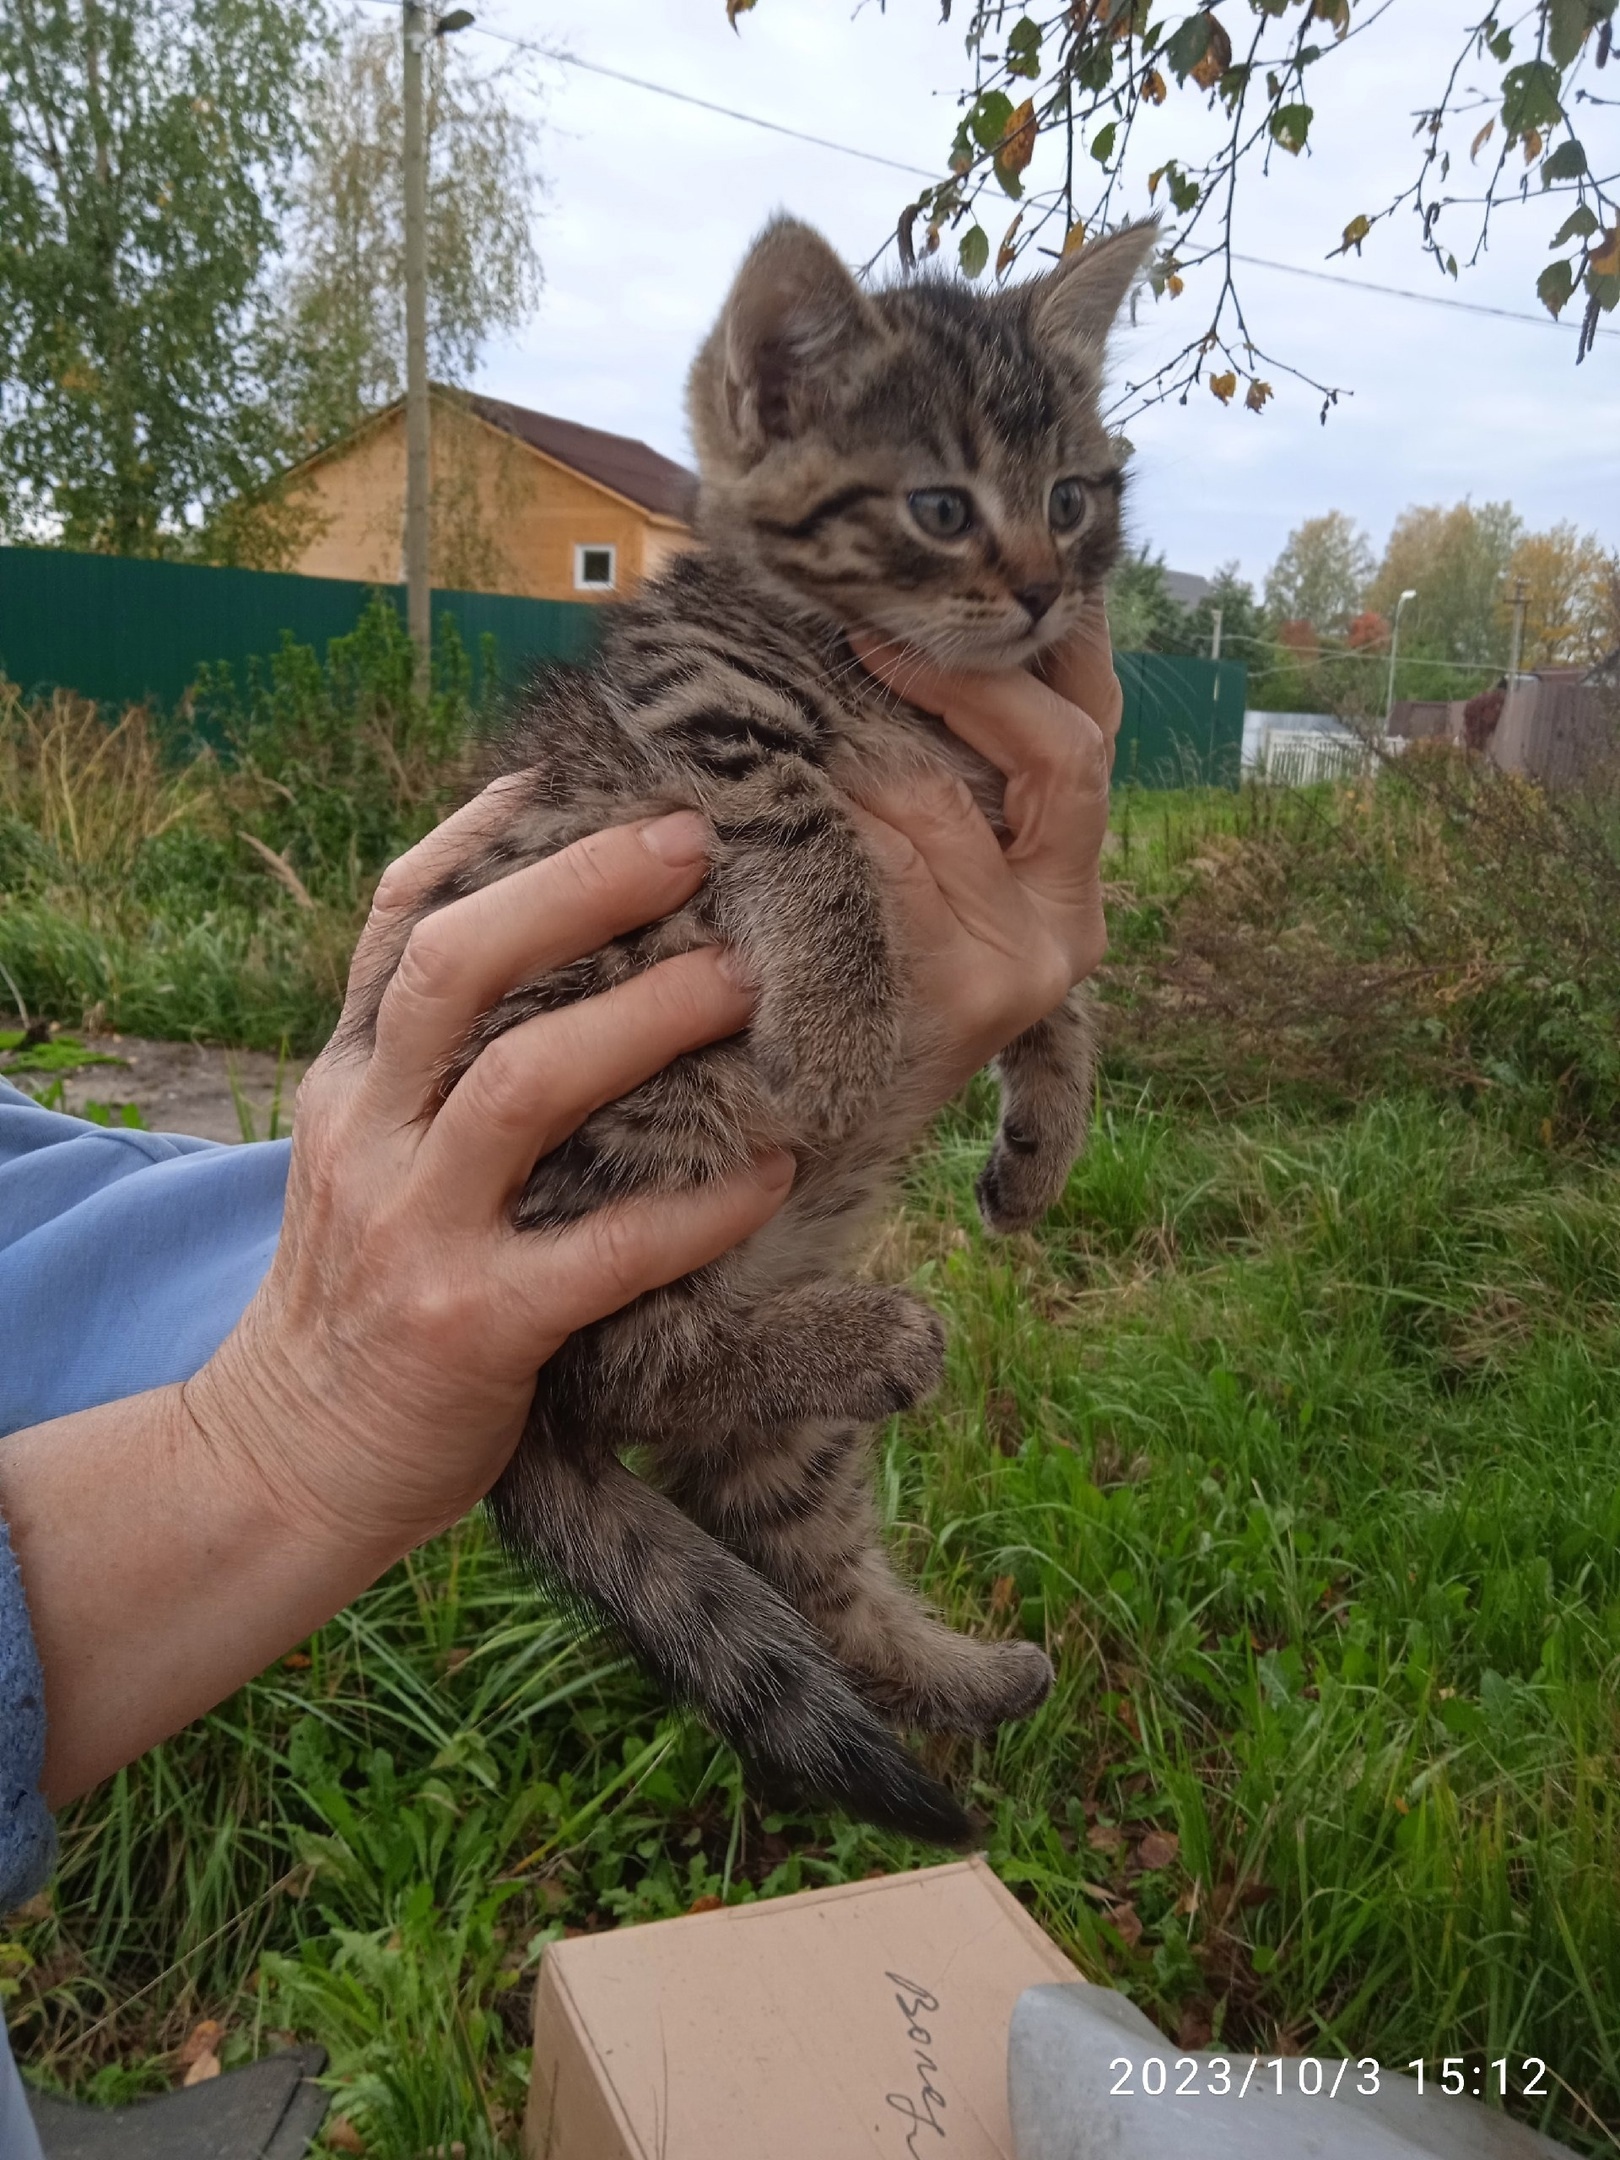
[1016,582,1061,624]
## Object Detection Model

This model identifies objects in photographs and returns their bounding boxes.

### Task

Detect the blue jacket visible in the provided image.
[0,1078,287,2147]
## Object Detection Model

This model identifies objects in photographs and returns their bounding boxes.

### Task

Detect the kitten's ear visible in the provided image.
[1034,219,1159,356]
[703,219,879,452]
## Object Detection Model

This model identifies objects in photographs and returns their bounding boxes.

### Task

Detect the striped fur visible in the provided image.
[354,219,1154,1840]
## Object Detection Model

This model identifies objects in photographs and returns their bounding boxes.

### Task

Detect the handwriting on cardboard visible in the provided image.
[885,1971,948,2152]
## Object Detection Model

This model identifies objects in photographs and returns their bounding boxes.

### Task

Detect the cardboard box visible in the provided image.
[525,1855,1081,2159]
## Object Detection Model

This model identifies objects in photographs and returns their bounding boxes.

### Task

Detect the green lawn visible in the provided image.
[5,690,1620,2151]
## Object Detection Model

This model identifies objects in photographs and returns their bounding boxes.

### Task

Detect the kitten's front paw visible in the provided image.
[860,1288,946,1416]
[975,1132,1073,1235]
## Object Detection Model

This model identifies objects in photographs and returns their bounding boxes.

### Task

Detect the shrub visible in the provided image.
[0,596,481,1049]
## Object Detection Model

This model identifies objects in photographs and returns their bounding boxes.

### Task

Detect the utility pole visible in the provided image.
[402,0,431,703]
[1507,574,1529,681]
[1206,607,1224,783]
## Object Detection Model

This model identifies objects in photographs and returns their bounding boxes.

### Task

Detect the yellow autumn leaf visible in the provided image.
[1245,377,1274,412]
[1470,117,1495,162]
[1167,272,1185,296]
[997,211,1024,277]
[1592,226,1620,277]
[1148,163,1167,200]
[1062,219,1088,256]
[1523,127,1543,164]
[1191,16,1232,89]
[1144,69,1168,105]
[1341,213,1370,254]
[725,0,757,22]
[997,98,1037,179]
[1209,371,1237,404]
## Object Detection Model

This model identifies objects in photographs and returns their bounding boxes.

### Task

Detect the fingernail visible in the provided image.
[640,810,712,865]
[754,1148,796,1192]
[715,943,759,991]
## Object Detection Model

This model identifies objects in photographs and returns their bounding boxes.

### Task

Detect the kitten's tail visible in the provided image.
[490,1409,971,1847]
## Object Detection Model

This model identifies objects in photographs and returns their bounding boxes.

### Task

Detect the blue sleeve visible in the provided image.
[0,1517,52,1916]
[0,1077,289,1914]
[0,1080,289,1437]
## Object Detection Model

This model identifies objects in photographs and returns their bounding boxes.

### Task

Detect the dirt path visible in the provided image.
[45,1035,309,1145]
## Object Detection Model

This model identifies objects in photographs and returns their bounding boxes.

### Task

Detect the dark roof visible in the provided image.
[1163,569,1213,610]
[461,391,697,523]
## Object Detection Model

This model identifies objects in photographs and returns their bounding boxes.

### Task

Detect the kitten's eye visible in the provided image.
[1048,478,1087,533]
[908,488,974,540]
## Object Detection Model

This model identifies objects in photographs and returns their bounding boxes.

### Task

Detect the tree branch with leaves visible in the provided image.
[734,1,1617,418]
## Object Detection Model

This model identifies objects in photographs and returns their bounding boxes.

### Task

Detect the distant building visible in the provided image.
[279,387,698,603]
[1162,569,1213,611]
[1390,661,1617,790]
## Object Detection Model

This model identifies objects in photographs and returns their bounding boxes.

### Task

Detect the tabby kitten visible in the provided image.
[354,216,1153,1843]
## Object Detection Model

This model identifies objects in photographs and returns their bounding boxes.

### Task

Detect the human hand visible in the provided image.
[188,797,794,1567]
[848,597,1118,1100]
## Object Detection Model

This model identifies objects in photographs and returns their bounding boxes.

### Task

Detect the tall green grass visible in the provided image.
[0,596,477,1050]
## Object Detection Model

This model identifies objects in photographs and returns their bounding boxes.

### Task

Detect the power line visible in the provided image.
[534,49,1615,338]
[547,50,939,180]
[362,7,1616,343]
[426,9,939,177]
[1215,635,1520,675]
[1232,249,1618,341]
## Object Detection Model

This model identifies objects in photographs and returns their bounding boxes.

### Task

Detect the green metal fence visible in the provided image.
[1115,651,1247,789]
[0,545,1245,787]
[0,546,598,714]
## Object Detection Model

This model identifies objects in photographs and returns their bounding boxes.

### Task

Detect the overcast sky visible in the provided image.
[450,0,1618,590]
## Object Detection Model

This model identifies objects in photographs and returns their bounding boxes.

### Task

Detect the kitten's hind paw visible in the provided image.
[752,1733,972,1849]
[974,1639,1056,1727]
[856,1637,1055,1738]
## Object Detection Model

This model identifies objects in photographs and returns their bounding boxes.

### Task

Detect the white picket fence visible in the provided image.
[1241,712,1395,786]
[1260,728,1369,785]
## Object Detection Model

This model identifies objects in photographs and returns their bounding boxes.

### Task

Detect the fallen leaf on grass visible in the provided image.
[1137,1829,1180,1870]
[182,2052,221,2087]
[1109,1902,1145,1948]
[1177,2001,1215,2048]
[327,2119,367,2155]
[1087,1823,1125,1854]
[176,2018,224,2069]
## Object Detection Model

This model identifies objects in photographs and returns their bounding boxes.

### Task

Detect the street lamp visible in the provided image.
[1506,574,1529,682]
[1384,587,1417,736]
[402,2,475,701]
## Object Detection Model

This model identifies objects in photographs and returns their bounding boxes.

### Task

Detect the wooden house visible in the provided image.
[280,388,697,602]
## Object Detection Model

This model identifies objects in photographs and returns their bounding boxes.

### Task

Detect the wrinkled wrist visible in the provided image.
[181,1299,418,1577]
[183,1284,508,1573]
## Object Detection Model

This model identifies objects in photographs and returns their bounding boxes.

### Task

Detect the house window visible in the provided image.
[574,543,617,592]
